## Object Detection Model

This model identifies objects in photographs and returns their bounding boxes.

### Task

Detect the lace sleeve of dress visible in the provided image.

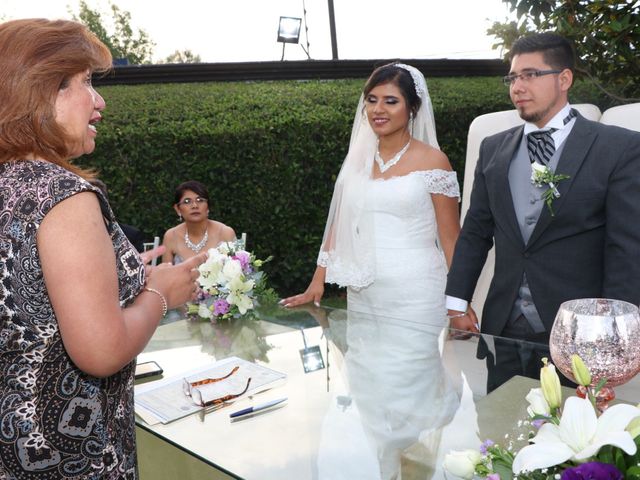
[416,169,460,198]
[317,250,329,267]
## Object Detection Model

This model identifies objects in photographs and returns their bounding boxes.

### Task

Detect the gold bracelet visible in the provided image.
[144,287,168,317]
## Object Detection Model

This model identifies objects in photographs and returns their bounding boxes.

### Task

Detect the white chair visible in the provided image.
[460,104,602,317]
[599,103,640,133]
[142,236,161,266]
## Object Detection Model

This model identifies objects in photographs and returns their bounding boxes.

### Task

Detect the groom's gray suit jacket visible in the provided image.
[446,112,640,338]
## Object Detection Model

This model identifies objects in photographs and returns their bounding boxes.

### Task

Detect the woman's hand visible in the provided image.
[140,245,165,266]
[280,283,325,308]
[280,266,326,308]
[145,252,207,309]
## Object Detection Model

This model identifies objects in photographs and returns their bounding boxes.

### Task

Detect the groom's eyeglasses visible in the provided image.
[177,197,208,206]
[503,69,562,86]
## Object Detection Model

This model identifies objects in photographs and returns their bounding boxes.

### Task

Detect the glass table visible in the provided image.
[134,305,640,480]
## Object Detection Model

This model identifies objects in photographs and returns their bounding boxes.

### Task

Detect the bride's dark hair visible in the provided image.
[363,63,422,118]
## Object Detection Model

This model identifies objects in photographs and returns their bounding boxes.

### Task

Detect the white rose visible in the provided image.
[222,259,243,283]
[217,242,233,254]
[525,387,550,417]
[531,161,547,174]
[198,302,213,319]
[443,449,481,479]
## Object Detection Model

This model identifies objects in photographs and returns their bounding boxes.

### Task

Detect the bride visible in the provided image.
[281,63,460,326]
[162,180,236,264]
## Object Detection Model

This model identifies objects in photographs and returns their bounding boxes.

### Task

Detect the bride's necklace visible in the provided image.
[375,138,411,173]
[184,228,208,253]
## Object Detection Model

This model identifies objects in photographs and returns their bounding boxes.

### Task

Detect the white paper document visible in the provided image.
[134,356,286,424]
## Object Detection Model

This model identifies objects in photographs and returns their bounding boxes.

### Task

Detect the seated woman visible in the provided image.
[162,180,236,264]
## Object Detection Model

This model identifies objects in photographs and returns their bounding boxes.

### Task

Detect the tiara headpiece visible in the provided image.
[395,63,426,97]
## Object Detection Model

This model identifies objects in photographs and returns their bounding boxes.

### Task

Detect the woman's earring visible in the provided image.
[178,213,183,222]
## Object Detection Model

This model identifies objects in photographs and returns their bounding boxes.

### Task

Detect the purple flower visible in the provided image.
[531,418,546,429]
[560,462,623,480]
[480,439,494,455]
[213,299,230,316]
[487,474,500,480]
[233,251,251,272]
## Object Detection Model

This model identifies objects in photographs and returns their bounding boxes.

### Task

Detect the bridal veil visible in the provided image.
[317,63,439,288]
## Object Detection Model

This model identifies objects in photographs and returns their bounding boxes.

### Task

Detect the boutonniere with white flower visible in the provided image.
[531,162,570,217]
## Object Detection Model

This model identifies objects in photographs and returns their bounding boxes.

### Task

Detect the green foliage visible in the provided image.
[487,19,530,59]
[78,77,604,296]
[71,0,155,64]
[488,0,640,102]
[163,49,202,64]
[596,435,640,480]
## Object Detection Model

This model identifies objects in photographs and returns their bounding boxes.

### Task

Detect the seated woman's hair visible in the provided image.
[173,180,209,205]
[0,19,111,174]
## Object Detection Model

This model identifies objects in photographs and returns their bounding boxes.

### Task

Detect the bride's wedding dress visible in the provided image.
[347,169,459,326]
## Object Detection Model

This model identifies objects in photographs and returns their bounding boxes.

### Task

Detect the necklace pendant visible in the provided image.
[185,228,208,253]
[375,139,411,173]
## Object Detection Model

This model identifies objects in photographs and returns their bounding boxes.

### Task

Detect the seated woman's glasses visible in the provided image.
[191,377,252,408]
[182,366,251,408]
[182,365,239,396]
[178,197,207,206]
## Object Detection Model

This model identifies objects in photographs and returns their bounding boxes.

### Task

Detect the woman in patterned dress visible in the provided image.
[0,19,206,479]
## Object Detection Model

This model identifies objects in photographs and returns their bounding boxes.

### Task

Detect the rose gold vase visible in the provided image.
[549,298,640,410]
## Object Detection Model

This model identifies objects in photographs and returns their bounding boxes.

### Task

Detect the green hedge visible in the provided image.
[78,77,607,296]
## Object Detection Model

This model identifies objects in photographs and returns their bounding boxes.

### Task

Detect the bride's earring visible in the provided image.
[178,213,183,221]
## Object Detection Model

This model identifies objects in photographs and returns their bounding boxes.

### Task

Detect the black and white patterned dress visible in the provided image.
[0,160,145,479]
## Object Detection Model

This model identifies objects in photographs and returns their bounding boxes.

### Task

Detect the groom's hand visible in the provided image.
[448,307,480,337]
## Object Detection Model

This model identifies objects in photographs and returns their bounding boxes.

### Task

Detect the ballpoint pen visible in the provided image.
[229,397,287,418]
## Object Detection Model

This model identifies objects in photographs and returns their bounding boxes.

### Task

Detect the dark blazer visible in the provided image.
[446,112,640,337]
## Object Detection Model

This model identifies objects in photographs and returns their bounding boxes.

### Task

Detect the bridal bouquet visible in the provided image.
[187,240,277,322]
[443,357,640,480]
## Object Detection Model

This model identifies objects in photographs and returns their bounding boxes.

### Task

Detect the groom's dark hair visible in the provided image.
[510,32,575,73]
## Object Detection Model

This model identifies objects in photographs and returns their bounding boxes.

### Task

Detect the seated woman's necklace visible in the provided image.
[375,138,411,173]
[184,228,208,253]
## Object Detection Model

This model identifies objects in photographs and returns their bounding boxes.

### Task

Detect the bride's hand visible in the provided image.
[279,281,324,308]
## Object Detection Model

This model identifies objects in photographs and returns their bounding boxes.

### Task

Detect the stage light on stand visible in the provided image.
[277,16,302,61]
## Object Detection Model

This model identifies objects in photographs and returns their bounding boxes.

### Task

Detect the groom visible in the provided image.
[445,32,640,391]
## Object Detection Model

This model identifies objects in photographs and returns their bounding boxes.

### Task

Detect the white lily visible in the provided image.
[198,249,225,289]
[513,396,640,474]
[226,276,255,314]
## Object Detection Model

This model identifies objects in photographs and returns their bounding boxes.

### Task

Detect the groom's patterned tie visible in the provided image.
[526,109,577,165]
